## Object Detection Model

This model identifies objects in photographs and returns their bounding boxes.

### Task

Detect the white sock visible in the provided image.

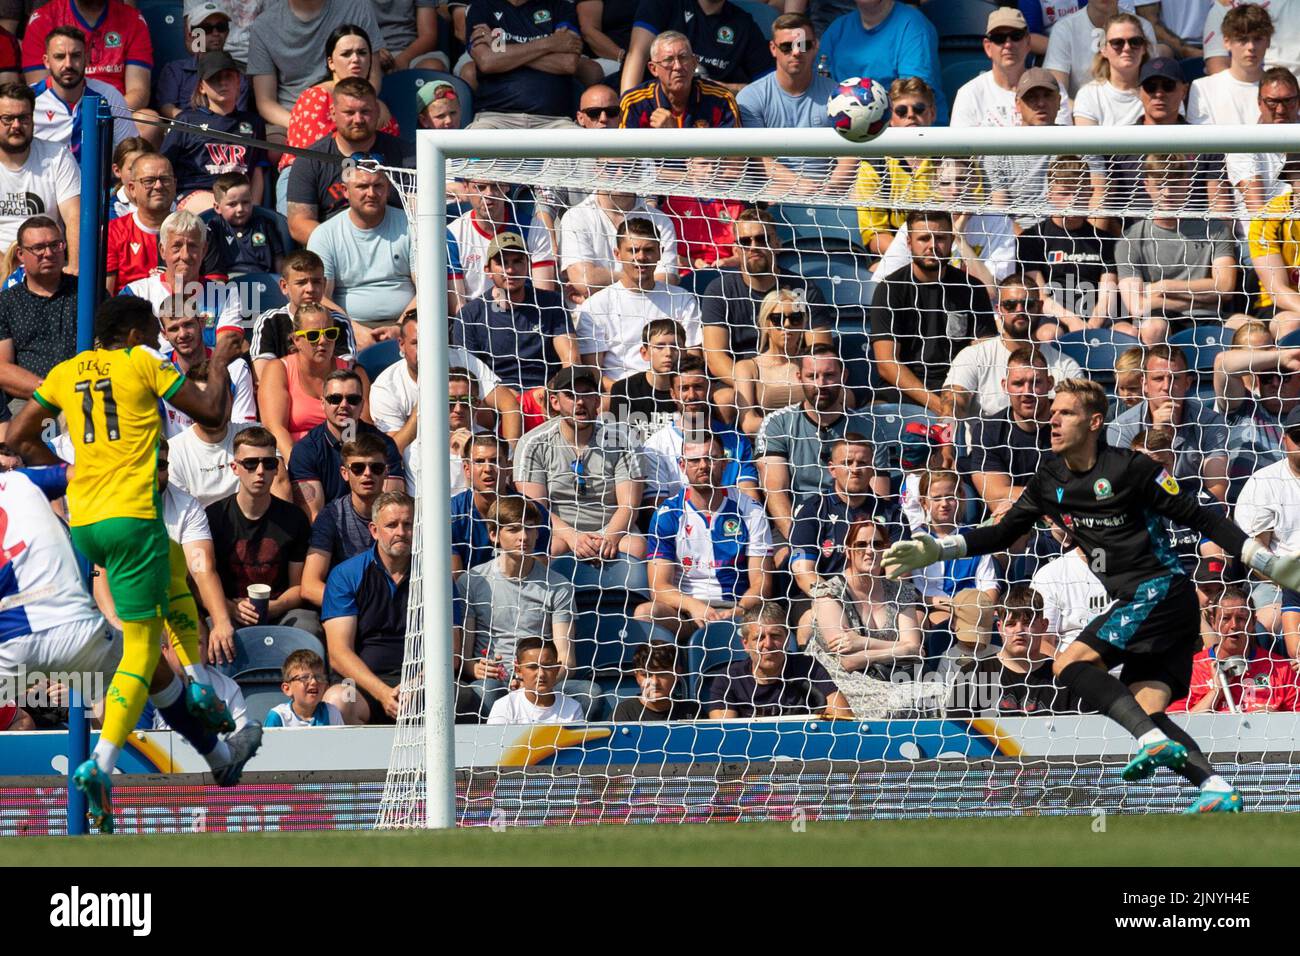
[150,675,183,708]
[1202,775,1232,793]
[206,740,233,769]
[183,663,211,685]
[1137,729,1168,747]
[91,740,121,775]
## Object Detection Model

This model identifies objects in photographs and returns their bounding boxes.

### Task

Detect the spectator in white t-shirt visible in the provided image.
[1234,404,1300,654]
[1189,3,1271,125]
[446,178,555,304]
[1226,66,1299,215]
[575,217,702,390]
[951,6,1071,127]
[485,636,585,725]
[1044,0,1158,97]
[1073,12,1151,127]
[946,272,1084,421]
[1203,0,1300,75]
[166,366,267,506]
[558,182,678,305]
[0,83,79,261]
[1030,519,1110,653]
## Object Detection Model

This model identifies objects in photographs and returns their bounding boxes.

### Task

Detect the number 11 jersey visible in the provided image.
[33,346,184,526]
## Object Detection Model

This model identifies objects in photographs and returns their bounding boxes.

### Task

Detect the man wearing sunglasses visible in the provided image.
[951,8,1070,129]
[1044,0,1156,97]
[289,368,405,521]
[736,13,858,194]
[155,0,250,121]
[306,162,414,333]
[1230,66,1300,216]
[301,432,392,606]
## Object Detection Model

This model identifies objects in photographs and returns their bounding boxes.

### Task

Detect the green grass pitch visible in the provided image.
[7,814,1298,866]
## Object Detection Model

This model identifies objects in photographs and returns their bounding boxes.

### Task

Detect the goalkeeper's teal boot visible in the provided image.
[1185,788,1244,814]
[186,680,236,735]
[73,758,113,834]
[1121,739,1188,781]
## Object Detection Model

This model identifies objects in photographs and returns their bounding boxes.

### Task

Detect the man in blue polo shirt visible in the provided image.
[790,434,903,596]
[288,369,406,521]
[451,433,550,575]
[465,0,603,128]
[620,0,771,92]
[820,0,947,123]
[321,491,413,724]
[640,352,758,505]
[620,32,741,128]
[452,231,577,392]
[637,432,773,641]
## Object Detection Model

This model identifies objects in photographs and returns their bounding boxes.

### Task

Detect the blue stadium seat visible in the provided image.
[921,0,1000,46]
[550,554,650,601]
[733,0,778,37]
[141,2,192,68]
[838,328,873,391]
[1051,328,1141,384]
[215,626,325,683]
[776,249,875,319]
[679,268,721,299]
[940,50,988,105]
[1180,56,1206,83]
[770,203,865,252]
[238,685,289,725]
[379,69,474,143]
[685,620,743,698]
[865,402,936,472]
[1169,324,1227,373]
[355,340,400,381]
[571,611,674,677]
[227,271,287,321]
[1280,330,1300,349]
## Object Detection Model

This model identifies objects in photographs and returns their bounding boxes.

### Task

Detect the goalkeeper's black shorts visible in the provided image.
[1076,573,1200,700]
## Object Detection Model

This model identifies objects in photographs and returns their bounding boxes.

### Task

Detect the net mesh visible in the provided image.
[375,131,1300,828]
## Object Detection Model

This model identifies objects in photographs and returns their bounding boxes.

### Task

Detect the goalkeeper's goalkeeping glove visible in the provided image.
[1242,539,1300,591]
[882,532,967,581]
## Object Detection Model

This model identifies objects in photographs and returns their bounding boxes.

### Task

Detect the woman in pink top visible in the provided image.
[279,26,399,182]
[259,303,371,463]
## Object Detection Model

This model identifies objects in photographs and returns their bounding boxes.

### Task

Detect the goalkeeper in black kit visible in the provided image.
[884,379,1300,814]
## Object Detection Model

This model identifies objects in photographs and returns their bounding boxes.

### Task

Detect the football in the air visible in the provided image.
[827,77,891,143]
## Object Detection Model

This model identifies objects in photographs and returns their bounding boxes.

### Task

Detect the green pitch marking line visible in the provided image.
[8,815,1297,867]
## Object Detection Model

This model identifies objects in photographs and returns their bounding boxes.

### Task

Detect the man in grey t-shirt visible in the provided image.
[1107,345,1230,501]
[455,496,596,720]
[514,365,646,556]
[1116,156,1242,346]
[245,0,387,126]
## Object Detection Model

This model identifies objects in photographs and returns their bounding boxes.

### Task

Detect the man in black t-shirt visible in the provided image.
[606,316,683,441]
[869,209,996,413]
[1015,155,1120,336]
[620,0,772,92]
[205,426,320,636]
[700,209,833,388]
[285,78,412,245]
[703,604,848,717]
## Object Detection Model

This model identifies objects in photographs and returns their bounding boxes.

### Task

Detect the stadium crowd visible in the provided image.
[4,0,1300,734]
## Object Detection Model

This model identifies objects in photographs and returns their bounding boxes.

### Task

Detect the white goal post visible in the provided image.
[386,122,1300,831]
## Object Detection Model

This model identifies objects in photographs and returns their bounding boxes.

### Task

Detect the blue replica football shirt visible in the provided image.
[647,486,772,604]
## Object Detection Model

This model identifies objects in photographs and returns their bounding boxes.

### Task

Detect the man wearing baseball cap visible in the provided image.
[453,231,577,428]
[951,7,1070,128]
[155,0,250,120]
[416,79,461,130]
[980,68,1066,226]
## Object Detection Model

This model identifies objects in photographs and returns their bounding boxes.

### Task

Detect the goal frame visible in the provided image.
[413,122,1300,830]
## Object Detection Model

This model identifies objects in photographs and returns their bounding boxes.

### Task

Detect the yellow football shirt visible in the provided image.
[1247,191,1300,311]
[33,345,184,526]
[854,156,939,247]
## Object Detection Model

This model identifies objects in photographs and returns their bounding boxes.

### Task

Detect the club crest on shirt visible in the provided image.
[105,32,121,47]
[238,122,254,136]
[821,538,834,557]
[251,231,266,247]
[717,25,735,44]
[1156,468,1180,495]
[533,8,551,23]
[722,517,740,537]
[1254,674,1270,687]
[1093,478,1113,500]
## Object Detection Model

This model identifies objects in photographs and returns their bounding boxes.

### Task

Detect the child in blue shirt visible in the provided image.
[265,650,344,728]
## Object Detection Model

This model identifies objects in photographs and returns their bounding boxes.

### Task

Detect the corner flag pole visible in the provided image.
[67,90,109,836]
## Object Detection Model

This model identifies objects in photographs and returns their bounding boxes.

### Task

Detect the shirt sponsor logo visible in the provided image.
[1094,478,1113,500]
[1070,513,1127,528]
[1156,468,1180,495]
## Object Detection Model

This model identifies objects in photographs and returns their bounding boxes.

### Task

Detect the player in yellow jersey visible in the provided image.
[10,297,252,832]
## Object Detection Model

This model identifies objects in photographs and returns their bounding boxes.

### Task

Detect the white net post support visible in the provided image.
[378,123,1300,829]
